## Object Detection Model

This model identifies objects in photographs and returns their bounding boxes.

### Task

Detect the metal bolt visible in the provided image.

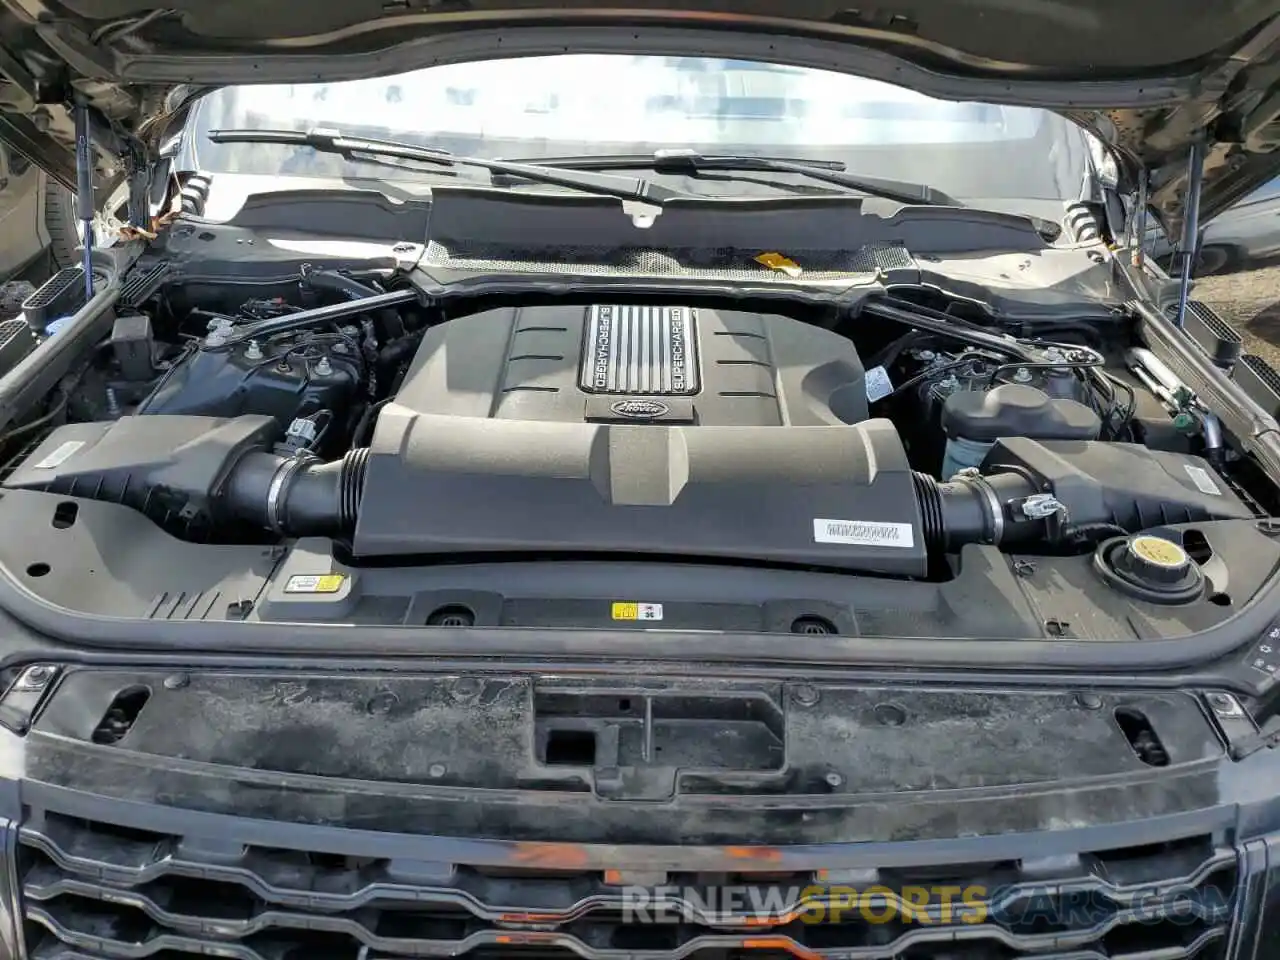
[793,685,819,706]
[824,772,843,788]
[163,673,189,690]
[21,665,53,688]
[244,339,263,361]
[450,677,483,702]
[1207,692,1244,717]
[313,356,333,377]
[1013,367,1033,383]
[428,763,446,778]
[1075,692,1102,710]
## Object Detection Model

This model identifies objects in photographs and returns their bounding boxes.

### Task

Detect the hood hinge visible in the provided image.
[1125,167,1150,270]
[72,95,154,299]
[72,96,94,300]
[1173,140,1207,330]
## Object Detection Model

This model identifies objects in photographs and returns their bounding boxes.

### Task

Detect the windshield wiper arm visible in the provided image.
[503,149,960,207]
[206,128,694,207]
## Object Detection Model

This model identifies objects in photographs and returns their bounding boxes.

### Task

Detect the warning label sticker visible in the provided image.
[611,602,664,621]
[284,573,346,594]
[864,365,894,403]
[813,518,915,548]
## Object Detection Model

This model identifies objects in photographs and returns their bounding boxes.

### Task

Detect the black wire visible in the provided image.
[0,363,92,445]
[352,397,392,446]
[867,331,923,370]
[1060,522,1129,545]
[1097,371,1137,439]
[0,393,68,444]
[875,358,976,402]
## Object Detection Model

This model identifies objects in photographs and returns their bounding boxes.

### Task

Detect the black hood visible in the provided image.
[6,0,1280,232]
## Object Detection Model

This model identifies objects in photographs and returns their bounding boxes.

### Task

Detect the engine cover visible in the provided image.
[394,304,869,425]
[352,303,923,572]
[355,411,926,574]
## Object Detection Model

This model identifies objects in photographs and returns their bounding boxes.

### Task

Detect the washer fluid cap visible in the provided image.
[1126,535,1191,584]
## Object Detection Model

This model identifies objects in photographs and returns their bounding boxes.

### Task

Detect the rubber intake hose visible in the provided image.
[913,470,1040,552]
[301,268,403,334]
[223,448,368,537]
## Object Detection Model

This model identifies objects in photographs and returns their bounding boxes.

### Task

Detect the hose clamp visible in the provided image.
[265,454,312,534]
[956,470,1005,545]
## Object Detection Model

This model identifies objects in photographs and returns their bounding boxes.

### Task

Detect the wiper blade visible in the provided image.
[206,128,694,207]
[504,149,960,207]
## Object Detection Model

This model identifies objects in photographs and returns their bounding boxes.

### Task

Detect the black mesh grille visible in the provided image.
[118,263,172,309]
[21,268,87,328]
[423,241,912,281]
[1179,301,1243,368]
[17,812,1236,960]
[1234,353,1280,419]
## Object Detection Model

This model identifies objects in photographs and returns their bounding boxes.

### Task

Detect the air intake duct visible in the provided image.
[913,470,1041,551]
[221,447,368,537]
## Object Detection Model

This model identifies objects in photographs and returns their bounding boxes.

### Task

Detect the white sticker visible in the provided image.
[33,440,84,469]
[284,573,346,594]
[813,518,915,548]
[865,365,894,403]
[1184,464,1222,496]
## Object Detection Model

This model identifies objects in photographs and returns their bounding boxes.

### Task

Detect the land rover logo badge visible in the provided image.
[610,399,669,419]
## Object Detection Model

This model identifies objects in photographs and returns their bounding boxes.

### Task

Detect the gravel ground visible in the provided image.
[1191,261,1280,363]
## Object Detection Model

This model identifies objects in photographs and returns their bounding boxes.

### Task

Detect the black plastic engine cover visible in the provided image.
[355,412,927,575]
[395,304,869,426]
[982,437,1255,528]
[1,415,277,535]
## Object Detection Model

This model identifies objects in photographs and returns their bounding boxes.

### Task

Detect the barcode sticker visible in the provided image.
[1184,464,1222,496]
[813,518,915,548]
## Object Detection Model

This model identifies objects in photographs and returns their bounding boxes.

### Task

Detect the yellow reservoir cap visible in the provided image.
[1128,535,1189,569]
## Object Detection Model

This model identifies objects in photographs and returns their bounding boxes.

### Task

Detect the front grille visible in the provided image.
[16,812,1237,960]
[579,305,700,395]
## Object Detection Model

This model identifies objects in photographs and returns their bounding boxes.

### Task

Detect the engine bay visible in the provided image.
[0,254,1276,635]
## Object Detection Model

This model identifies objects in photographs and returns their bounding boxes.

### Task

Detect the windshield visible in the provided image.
[186,54,1092,219]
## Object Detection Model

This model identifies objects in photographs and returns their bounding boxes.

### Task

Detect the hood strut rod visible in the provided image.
[72,96,94,300]
[1174,140,1206,329]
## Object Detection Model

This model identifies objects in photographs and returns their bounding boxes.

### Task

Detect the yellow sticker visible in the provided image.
[611,601,664,621]
[755,251,802,277]
[284,573,346,594]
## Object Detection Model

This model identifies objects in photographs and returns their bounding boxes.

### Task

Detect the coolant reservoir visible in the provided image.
[941,383,1101,478]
